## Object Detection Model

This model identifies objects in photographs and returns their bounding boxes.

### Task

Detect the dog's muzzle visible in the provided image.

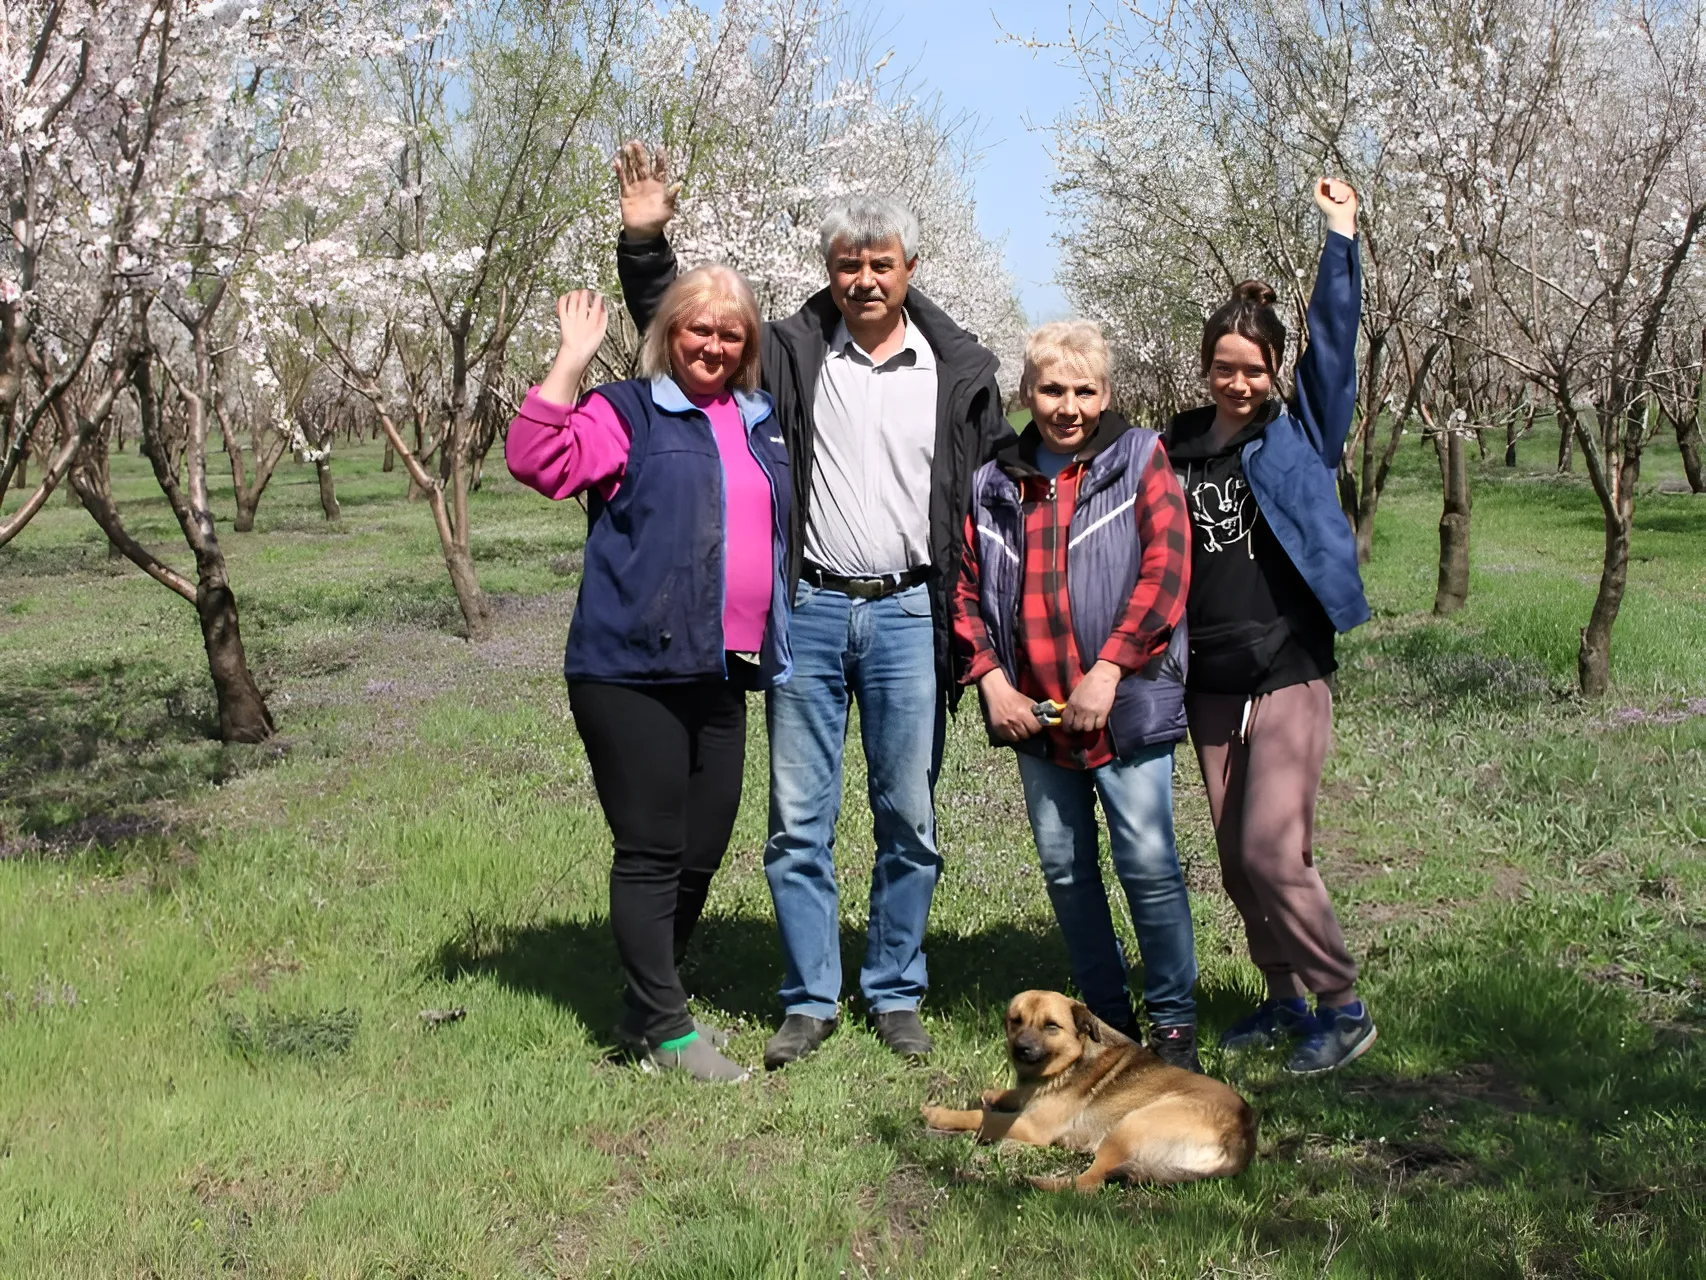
[1010,1034,1047,1065]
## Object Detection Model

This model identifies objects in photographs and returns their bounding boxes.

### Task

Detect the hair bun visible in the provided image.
[1233,279,1278,308]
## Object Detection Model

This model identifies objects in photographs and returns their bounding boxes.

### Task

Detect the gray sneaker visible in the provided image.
[615,1016,729,1057]
[641,1032,751,1083]
[1285,1002,1377,1076]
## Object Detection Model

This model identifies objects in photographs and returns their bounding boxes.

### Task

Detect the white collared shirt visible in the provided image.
[804,311,939,577]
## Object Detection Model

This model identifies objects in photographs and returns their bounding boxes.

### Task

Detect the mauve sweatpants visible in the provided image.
[1185,680,1359,1007]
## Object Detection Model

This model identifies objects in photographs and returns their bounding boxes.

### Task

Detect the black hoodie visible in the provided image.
[1165,403,1336,695]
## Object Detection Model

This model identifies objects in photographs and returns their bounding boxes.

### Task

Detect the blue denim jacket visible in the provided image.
[1230,233,1370,633]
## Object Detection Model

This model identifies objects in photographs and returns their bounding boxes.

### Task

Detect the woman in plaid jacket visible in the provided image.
[952,321,1201,1072]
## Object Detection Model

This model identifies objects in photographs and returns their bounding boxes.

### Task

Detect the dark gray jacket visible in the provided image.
[616,233,1014,708]
[969,416,1189,758]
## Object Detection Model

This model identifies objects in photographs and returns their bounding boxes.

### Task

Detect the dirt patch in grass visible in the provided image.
[848,1161,949,1273]
[584,1123,658,1163]
[545,1126,653,1275]
[212,948,305,998]
[186,1161,345,1225]
[1343,1061,1537,1114]
[1271,1131,1478,1186]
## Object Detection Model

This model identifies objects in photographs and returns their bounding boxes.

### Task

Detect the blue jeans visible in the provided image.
[1015,744,1197,1028]
[763,582,943,1018]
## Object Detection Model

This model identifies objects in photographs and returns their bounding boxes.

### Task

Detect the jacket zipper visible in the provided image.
[746,405,787,684]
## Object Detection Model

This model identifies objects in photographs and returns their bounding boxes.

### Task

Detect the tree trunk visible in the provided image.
[315,457,341,520]
[1354,410,1406,564]
[1557,419,1573,472]
[1433,428,1471,614]
[71,444,198,596]
[221,416,287,534]
[197,580,275,742]
[1677,336,1705,492]
[1574,398,1645,697]
[382,441,395,472]
[130,308,274,743]
[355,393,490,640]
[69,425,125,558]
[1678,417,1705,493]
[443,537,489,639]
[1578,511,1629,698]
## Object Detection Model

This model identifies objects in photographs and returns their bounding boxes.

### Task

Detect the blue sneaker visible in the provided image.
[1285,1001,1377,1075]
[1218,998,1312,1051]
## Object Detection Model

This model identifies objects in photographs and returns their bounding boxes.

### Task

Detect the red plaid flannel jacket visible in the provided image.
[952,442,1190,768]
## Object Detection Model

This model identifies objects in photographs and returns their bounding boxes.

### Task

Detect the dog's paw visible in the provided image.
[1026,1174,1075,1192]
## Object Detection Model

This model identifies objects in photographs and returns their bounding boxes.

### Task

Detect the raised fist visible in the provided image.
[1314,177,1359,235]
[613,140,680,239]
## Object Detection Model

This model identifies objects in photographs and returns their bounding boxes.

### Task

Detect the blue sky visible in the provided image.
[859,0,1086,321]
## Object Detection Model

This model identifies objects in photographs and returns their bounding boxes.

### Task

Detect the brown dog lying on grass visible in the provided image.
[921,990,1257,1190]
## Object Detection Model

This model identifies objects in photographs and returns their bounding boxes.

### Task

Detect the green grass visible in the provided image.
[1,423,1704,1278]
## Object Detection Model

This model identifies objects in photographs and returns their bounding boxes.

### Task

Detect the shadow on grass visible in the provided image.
[434,904,1289,1058]
[1345,622,1560,711]
[0,655,239,844]
[432,913,1101,1042]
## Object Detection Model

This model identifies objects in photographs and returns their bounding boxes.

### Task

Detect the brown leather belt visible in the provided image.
[800,561,932,601]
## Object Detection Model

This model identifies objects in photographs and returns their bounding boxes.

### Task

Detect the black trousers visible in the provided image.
[568,677,747,1045]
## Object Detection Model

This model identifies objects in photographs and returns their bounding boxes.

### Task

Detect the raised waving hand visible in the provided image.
[538,290,609,407]
[613,140,680,240]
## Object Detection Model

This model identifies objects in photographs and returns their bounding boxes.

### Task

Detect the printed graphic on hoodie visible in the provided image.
[1185,472,1258,558]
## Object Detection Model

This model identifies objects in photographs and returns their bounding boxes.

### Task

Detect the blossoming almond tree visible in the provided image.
[609,0,1025,374]
[3,0,396,740]
[1049,0,1705,674]
[262,0,627,641]
[1448,0,1706,694]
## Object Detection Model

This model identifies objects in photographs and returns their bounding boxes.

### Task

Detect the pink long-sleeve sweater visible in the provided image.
[506,386,774,653]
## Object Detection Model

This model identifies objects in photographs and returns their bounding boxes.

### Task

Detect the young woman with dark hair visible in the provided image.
[1165,178,1377,1075]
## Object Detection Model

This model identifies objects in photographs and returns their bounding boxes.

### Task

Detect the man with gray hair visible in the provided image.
[612,141,1012,1067]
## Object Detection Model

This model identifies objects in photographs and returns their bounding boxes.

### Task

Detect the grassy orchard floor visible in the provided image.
[1,423,1704,1279]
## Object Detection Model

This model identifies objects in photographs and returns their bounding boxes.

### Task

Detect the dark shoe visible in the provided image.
[870,1009,933,1061]
[1219,998,1312,1052]
[1285,1002,1377,1076]
[640,1032,750,1083]
[1150,1023,1203,1073]
[763,1013,837,1069]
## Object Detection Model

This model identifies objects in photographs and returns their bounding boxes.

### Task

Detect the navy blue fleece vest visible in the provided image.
[970,428,1188,757]
[565,377,793,687]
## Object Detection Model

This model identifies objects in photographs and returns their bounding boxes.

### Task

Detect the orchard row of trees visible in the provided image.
[1053,0,1706,695]
[0,0,1026,741]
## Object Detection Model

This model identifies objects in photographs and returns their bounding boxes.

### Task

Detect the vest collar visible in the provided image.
[648,375,774,431]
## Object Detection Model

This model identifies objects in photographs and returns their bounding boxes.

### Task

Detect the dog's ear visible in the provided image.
[1069,1001,1101,1042]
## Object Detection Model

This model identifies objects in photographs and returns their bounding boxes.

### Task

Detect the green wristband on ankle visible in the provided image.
[657,1030,699,1052]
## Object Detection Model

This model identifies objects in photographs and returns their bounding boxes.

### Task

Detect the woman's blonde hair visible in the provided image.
[638,265,763,393]
[1020,319,1111,401]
